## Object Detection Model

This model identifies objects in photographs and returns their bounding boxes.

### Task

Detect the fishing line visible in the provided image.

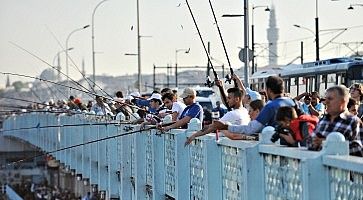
[1,122,175,168]
[9,41,94,96]
[184,0,231,111]
[207,0,237,87]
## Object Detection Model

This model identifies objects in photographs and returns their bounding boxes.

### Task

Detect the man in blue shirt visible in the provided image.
[161,87,203,131]
[295,91,325,117]
[214,76,295,135]
[212,101,226,118]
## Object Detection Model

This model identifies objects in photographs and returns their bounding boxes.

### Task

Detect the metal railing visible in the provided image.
[2,112,363,200]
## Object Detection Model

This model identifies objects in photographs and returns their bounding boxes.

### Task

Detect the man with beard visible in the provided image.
[213,76,295,135]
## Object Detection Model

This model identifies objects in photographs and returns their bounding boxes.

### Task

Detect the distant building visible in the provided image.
[39,68,57,81]
[5,75,11,88]
[267,4,279,66]
[82,58,86,77]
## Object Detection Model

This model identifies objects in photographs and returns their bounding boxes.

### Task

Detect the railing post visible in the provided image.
[89,118,99,186]
[120,124,132,199]
[152,128,165,200]
[107,124,119,199]
[98,120,108,191]
[135,125,147,199]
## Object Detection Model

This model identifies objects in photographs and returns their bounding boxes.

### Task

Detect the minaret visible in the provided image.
[267,4,279,66]
[81,58,86,77]
[5,75,11,88]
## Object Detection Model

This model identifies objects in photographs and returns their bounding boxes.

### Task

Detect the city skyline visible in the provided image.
[1,0,363,88]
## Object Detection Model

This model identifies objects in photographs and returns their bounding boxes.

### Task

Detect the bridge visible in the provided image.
[1,112,363,199]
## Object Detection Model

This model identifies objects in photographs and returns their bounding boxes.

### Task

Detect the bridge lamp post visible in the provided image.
[251,5,270,74]
[92,0,110,91]
[65,25,90,97]
[293,24,318,61]
[53,47,74,82]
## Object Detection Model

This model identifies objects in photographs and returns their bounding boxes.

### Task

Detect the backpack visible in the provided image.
[290,115,319,147]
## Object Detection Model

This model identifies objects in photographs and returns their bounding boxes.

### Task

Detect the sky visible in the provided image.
[0,0,363,88]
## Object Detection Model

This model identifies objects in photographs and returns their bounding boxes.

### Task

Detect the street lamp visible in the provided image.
[65,25,90,97]
[293,23,319,61]
[92,0,110,91]
[221,0,250,86]
[251,5,270,74]
[315,0,320,61]
[348,4,363,9]
[293,24,315,36]
[175,48,190,88]
[136,0,141,93]
[53,48,74,82]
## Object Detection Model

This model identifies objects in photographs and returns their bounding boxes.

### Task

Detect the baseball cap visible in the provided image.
[180,87,196,99]
[246,88,262,101]
[147,93,162,101]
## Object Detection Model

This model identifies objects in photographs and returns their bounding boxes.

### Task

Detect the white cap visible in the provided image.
[246,88,262,101]
[147,93,162,101]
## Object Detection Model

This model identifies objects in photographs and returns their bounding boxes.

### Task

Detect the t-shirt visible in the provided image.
[179,102,203,124]
[172,101,187,119]
[220,108,250,125]
[212,107,227,118]
[256,97,295,126]
[301,102,325,115]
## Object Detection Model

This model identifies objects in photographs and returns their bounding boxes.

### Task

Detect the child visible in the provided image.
[275,106,319,147]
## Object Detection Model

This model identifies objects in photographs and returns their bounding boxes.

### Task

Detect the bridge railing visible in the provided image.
[1,112,362,200]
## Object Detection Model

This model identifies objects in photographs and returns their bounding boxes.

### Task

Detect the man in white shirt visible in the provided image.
[185,87,250,145]
[161,92,186,121]
[91,95,113,116]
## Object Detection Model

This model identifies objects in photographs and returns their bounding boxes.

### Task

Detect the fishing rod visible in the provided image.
[1,72,94,98]
[29,86,43,103]
[1,121,121,132]
[0,82,146,120]
[207,0,237,88]
[1,72,161,120]
[45,28,111,98]
[1,121,175,168]
[9,42,95,97]
[184,0,231,111]
[42,81,68,101]
[67,55,114,99]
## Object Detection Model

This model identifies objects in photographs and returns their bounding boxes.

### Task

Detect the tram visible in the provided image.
[250,57,363,97]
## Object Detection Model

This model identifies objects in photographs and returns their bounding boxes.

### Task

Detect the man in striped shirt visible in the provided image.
[311,85,362,156]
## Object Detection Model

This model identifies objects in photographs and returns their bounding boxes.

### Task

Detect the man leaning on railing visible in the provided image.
[310,85,362,157]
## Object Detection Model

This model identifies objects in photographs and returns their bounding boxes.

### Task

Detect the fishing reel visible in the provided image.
[225,74,232,84]
[123,125,134,131]
[204,76,214,88]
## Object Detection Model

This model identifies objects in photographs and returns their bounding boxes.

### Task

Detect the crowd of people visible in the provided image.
[184,75,362,157]
[7,75,363,157]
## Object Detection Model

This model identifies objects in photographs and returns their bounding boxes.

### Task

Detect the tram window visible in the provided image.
[347,65,363,80]
[322,75,327,82]
[341,73,346,85]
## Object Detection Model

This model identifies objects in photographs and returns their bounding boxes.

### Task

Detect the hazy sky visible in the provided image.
[1,0,362,88]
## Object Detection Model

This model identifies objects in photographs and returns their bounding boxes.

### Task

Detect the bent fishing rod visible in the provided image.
[207,0,237,88]
[1,121,122,132]
[1,121,175,168]
[185,0,231,111]
[10,42,96,97]
[1,72,94,98]
[0,79,155,120]
[44,30,112,98]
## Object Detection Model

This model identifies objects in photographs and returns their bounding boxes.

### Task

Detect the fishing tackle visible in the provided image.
[184,0,231,111]
[1,121,175,168]
[10,42,95,96]
[207,0,238,88]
